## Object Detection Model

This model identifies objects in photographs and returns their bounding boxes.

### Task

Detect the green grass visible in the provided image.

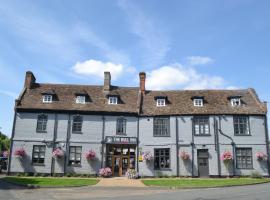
[3,177,99,187]
[142,178,270,188]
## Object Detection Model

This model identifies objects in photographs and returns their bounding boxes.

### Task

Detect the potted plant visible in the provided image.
[142,151,153,162]
[255,152,267,161]
[179,151,190,161]
[13,147,26,159]
[99,167,112,177]
[125,169,139,179]
[85,150,96,161]
[52,148,64,159]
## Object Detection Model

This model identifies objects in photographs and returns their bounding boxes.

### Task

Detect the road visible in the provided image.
[0,179,270,200]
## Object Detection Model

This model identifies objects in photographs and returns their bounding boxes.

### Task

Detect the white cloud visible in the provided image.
[187,56,214,66]
[146,63,231,90]
[72,59,124,80]
[117,0,170,67]
[0,90,17,98]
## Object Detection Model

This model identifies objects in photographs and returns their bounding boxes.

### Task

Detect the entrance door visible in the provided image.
[112,156,122,176]
[197,149,209,177]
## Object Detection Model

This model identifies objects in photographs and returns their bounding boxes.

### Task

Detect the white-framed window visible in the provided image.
[231,98,241,106]
[156,99,166,107]
[42,95,52,103]
[193,99,203,107]
[76,96,86,104]
[108,97,118,105]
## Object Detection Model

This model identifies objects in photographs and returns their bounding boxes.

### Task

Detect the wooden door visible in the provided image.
[197,149,209,177]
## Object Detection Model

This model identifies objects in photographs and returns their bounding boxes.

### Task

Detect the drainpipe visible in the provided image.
[214,117,221,177]
[136,116,140,174]
[101,116,105,168]
[51,114,58,175]
[218,116,235,177]
[191,117,195,177]
[264,115,270,177]
[7,111,17,175]
[64,114,71,175]
[176,117,179,177]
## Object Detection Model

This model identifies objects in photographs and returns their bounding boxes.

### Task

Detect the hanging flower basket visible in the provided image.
[52,148,64,159]
[179,151,190,161]
[2,151,9,158]
[14,148,26,159]
[142,151,153,162]
[99,167,112,177]
[85,150,96,160]
[255,152,267,161]
[220,151,233,164]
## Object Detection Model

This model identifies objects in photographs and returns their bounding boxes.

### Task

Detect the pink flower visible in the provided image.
[52,148,64,158]
[142,151,153,161]
[99,167,112,177]
[14,148,26,157]
[179,151,190,160]
[220,151,233,162]
[255,152,267,161]
[85,150,96,160]
[2,151,9,158]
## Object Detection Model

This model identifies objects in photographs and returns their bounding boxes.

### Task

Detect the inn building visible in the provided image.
[8,71,270,177]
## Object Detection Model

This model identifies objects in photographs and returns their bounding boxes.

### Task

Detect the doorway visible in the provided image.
[106,145,136,176]
[197,149,209,177]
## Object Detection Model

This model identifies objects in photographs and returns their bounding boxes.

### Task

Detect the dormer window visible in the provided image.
[76,96,86,104]
[42,95,52,103]
[231,98,241,107]
[108,96,118,105]
[156,99,166,107]
[194,99,203,107]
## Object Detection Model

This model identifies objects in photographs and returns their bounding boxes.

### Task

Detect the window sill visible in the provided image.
[36,131,47,133]
[234,134,252,136]
[32,163,45,166]
[154,168,171,171]
[194,134,211,137]
[236,168,254,170]
[153,135,171,137]
[68,164,82,167]
[72,131,83,134]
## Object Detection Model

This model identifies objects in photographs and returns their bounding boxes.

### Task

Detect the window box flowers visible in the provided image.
[99,167,112,177]
[14,148,26,159]
[179,151,190,161]
[142,151,153,162]
[125,169,139,179]
[255,152,267,161]
[85,150,96,160]
[52,148,64,159]
[220,151,233,164]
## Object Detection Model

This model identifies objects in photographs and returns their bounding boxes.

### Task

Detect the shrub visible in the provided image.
[250,171,263,179]
[99,167,112,177]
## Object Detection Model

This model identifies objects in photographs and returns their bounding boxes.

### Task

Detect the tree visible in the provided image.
[0,132,10,152]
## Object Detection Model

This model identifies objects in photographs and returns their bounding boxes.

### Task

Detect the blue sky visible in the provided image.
[0,0,270,136]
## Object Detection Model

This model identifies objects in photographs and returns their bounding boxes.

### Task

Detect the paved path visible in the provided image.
[1,178,270,200]
[96,177,145,187]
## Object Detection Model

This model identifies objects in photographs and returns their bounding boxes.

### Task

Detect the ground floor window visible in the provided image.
[154,148,170,170]
[69,146,82,166]
[236,148,253,169]
[32,145,46,164]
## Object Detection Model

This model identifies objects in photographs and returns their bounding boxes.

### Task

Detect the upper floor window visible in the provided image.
[156,99,166,107]
[69,146,82,166]
[43,95,52,103]
[108,97,118,105]
[193,99,203,107]
[193,116,210,135]
[231,98,241,106]
[72,115,83,133]
[154,148,170,170]
[116,118,127,135]
[76,96,86,104]
[36,114,48,132]
[234,116,250,135]
[236,148,253,169]
[153,117,170,136]
[32,145,46,164]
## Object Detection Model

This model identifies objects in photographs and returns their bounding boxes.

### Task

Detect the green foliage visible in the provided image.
[250,171,263,179]
[0,132,10,152]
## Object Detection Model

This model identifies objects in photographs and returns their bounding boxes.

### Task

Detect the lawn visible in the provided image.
[142,178,270,188]
[3,177,99,187]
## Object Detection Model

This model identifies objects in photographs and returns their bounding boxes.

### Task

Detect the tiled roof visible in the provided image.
[16,83,267,115]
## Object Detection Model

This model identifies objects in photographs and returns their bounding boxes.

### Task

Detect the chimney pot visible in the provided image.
[139,72,146,94]
[24,71,36,89]
[104,71,111,91]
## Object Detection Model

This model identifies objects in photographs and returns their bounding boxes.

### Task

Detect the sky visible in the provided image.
[0,0,270,137]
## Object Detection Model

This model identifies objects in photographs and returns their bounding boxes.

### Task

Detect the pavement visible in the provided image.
[1,177,270,200]
[95,177,146,187]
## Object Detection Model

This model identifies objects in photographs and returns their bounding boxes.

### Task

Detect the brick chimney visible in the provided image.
[24,71,36,89]
[139,72,146,94]
[104,71,111,91]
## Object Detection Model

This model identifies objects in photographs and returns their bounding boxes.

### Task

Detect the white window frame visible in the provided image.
[231,98,241,106]
[108,97,118,105]
[42,95,52,103]
[76,96,86,104]
[193,99,203,107]
[156,99,166,107]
